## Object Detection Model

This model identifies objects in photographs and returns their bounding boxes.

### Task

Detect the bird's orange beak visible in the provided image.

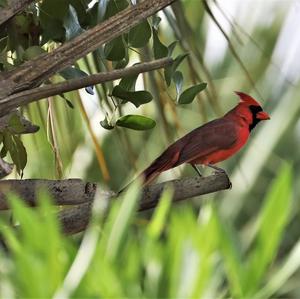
[257,111,270,120]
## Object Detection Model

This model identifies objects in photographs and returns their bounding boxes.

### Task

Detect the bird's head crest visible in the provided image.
[234,91,261,107]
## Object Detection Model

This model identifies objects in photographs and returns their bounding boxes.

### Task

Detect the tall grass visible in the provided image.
[0,164,296,298]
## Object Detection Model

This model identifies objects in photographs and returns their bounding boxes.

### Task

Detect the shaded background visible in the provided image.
[4,0,299,297]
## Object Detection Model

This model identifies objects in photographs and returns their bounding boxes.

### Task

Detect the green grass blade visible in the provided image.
[244,163,292,296]
[254,239,300,298]
[105,181,141,261]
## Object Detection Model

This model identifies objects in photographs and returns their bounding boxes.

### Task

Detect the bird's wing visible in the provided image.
[140,118,238,184]
[174,118,238,165]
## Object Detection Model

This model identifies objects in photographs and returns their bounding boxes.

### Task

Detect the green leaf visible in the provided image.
[8,114,25,134]
[104,36,126,61]
[40,0,68,20]
[59,94,74,109]
[173,71,183,99]
[1,131,27,176]
[0,0,7,8]
[168,41,178,57]
[39,0,69,42]
[104,0,129,19]
[3,131,13,155]
[116,115,156,130]
[14,14,31,34]
[68,0,89,24]
[152,29,168,59]
[112,46,129,69]
[12,135,27,177]
[112,85,153,107]
[178,83,207,104]
[22,46,46,61]
[59,67,94,95]
[164,53,188,86]
[152,15,161,30]
[63,5,85,41]
[119,73,139,91]
[112,58,129,69]
[128,20,152,48]
[0,36,8,54]
[0,132,8,158]
[97,0,110,22]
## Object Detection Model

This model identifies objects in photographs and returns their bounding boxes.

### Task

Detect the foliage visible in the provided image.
[0,164,296,298]
[1,0,300,297]
[0,0,206,176]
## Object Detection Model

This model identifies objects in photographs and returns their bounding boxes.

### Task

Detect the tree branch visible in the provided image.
[138,172,231,210]
[0,58,173,117]
[0,179,97,210]
[0,0,177,100]
[0,0,36,26]
[0,173,232,234]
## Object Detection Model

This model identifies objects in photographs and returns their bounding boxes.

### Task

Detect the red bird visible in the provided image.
[138,91,270,185]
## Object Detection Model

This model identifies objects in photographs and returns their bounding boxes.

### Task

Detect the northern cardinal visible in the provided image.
[130,91,270,187]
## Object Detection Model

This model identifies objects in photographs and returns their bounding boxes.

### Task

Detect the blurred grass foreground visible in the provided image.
[1,0,300,298]
[0,165,295,298]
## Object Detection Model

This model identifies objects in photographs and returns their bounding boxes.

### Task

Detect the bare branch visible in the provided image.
[0,58,173,117]
[0,173,231,234]
[0,179,97,210]
[0,0,36,26]
[139,172,231,210]
[0,0,177,100]
[59,202,92,235]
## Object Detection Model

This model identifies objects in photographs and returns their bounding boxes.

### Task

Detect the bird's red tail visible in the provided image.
[140,146,181,185]
[119,144,181,193]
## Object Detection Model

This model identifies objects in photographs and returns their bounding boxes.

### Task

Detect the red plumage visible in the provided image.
[138,92,270,185]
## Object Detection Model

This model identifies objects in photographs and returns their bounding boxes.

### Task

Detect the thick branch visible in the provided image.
[0,0,36,26]
[139,172,231,210]
[0,58,173,117]
[0,173,231,234]
[0,179,97,210]
[0,0,176,100]
[59,202,92,235]
[60,173,231,234]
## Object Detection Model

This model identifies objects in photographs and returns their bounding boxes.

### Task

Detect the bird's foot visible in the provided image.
[207,164,227,174]
[208,164,229,176]
[191,164,203,177]
[208,164,232,188]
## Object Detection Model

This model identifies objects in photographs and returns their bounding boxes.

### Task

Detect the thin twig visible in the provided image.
[203,0,264,100]
[0,58,173,117]
[78,95,110,182]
